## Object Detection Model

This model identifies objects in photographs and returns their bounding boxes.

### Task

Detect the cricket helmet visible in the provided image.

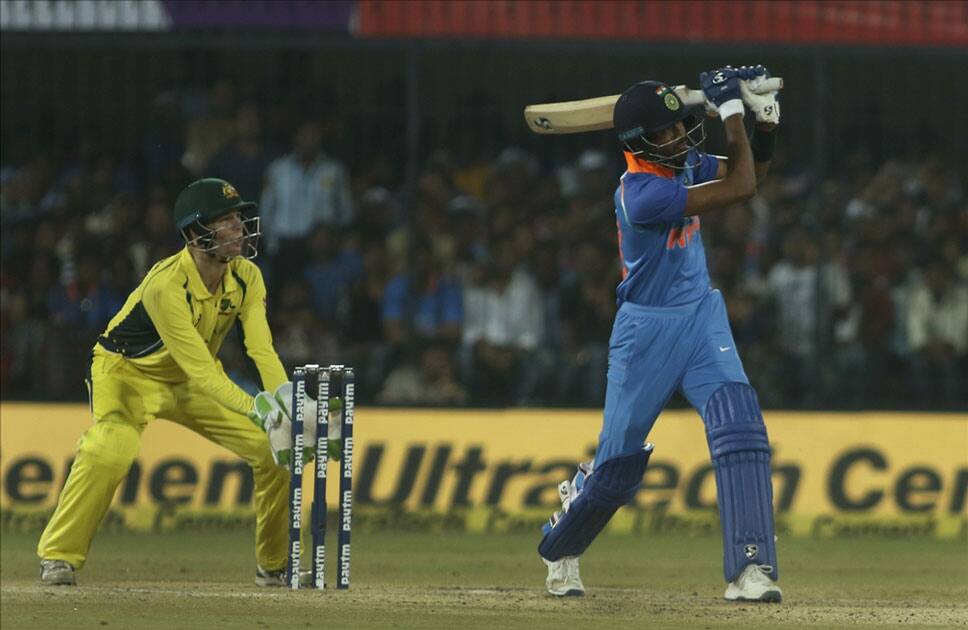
[612,80,705,170]
[173,178,261,260]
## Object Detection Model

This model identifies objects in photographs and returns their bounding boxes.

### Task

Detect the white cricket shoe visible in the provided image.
[256,566,314,587]
[40,559,76,586]
[544,556,585,597]
[724,564,782,603]
[255,565,287,587]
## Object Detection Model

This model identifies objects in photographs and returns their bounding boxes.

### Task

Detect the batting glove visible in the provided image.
[741,79,780,125]
[736,64,769,81]
[700,66,745,120]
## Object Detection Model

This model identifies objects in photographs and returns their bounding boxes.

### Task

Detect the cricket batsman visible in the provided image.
[538,66,784,602]
[37,178,303,587]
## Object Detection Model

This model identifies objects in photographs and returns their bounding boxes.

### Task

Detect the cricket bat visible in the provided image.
[524,77,783,134]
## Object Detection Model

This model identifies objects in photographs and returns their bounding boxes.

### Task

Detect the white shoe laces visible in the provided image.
[564,558,581,582]
[546,560,567,581]
[740,564,776,588]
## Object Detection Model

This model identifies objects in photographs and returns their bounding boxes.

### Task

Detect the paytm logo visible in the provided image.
[342,490,353,531]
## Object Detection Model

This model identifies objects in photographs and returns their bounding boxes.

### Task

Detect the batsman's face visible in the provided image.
[647,122,689,167]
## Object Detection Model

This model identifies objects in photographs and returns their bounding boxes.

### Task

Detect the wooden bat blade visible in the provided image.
[524,95,619,134]
[525,77,784,135]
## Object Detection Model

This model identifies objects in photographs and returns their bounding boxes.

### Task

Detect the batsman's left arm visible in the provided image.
[236,263,288,393]
[713,120,777,183]
[716,70,780,183]
[752,121,776,181]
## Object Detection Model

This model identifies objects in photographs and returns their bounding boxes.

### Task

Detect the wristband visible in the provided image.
[751,126,777,163]
[717,99,745,121]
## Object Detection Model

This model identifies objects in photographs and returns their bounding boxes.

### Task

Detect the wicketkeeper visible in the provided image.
[37,178,310,587]
[538,65,784,602]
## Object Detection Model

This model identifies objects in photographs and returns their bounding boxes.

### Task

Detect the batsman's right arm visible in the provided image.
[683,114,756,216]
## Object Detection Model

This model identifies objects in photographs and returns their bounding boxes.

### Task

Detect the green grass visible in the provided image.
[2,529,967,629]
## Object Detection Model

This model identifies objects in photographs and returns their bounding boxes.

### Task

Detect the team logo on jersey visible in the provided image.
[666,216,701,250]
[219,297,236,314]
[221,182,239,199]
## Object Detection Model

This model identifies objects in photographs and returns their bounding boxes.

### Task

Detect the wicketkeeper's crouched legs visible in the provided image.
[175,404,290,572]
[538,445,653,561]
[250,451,289,571]
[37,421,142,569]
[704,382,779,582]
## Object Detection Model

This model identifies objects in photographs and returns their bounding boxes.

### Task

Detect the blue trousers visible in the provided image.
[597,290,747,463]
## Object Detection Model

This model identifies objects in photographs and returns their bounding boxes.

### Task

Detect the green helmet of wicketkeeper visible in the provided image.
[173,178,261,262]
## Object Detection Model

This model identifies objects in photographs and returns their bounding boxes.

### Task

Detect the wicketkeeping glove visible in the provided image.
[273,382,343,463]
[248,391,296,466]
[700,66,745,121]
[249,384,345,466]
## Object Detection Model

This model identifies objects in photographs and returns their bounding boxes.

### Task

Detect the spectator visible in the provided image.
[377,341,468,406]
[206,103,271,202]
[259,120,354,288]
[271,277,339,369]
[381,237,463,364]
[340,237,390,401]
[129,195,182,278]
[853,243,898,403]
[356,186,402,243]
[556,241,616,406]
[558,149,614,203]
[765,227,822,405]
[764,223,856,407]
[303,225,362,325]
[181,78,238,177]
[906,260,968,407]
[461,235,544,405]
[49,247,124,332]
[144,91,187,189]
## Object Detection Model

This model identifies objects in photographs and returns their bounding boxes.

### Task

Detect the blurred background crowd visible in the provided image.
[2,78,964,409]
[2,2,966,410]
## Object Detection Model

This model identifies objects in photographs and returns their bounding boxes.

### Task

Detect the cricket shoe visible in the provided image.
[255,566,313,587]
[724,564,782,603]
[543,556,584,597]
[40,559,76,586]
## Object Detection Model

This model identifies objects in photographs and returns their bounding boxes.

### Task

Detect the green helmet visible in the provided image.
[173,178,261,260]
[173,178,256,231]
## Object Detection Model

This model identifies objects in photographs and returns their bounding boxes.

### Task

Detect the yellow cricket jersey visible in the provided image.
[94,247,287,415]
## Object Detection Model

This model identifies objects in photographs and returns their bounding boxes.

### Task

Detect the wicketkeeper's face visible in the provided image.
[210,211,245,253]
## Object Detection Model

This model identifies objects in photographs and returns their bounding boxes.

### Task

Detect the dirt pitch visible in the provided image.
[2,529,966,629]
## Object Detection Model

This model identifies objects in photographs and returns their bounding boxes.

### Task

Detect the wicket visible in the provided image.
[286,364,355,590]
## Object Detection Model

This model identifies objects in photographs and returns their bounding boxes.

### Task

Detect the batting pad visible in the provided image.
[704,382,778,582]
[538,445,653,561]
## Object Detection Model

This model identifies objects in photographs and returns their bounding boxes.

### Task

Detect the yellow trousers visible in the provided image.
[37,352,289,571]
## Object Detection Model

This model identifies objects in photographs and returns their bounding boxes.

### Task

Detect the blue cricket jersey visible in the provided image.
[614,149,721,307]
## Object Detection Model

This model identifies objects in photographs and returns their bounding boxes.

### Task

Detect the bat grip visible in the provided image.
[675,77,783,106]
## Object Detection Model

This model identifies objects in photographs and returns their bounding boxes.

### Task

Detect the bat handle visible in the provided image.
[675,77,783,106]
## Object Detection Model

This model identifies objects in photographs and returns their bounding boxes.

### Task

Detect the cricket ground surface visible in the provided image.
[2,529,966,629]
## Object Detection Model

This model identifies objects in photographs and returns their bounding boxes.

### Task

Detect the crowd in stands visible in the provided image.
[2,78,966,409]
